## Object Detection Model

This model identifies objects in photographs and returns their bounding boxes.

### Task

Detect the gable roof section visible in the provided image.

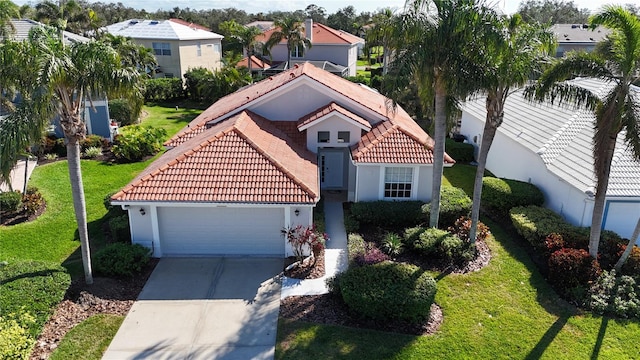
[168,18,211,31]
[298,102,371,131]
[105,19,223,41]
[237,55,271,70]
[8,19,87,44]
[462,77,640,197]
[256,22,363,45]
[112,110,318,204]
[551,24,610,45]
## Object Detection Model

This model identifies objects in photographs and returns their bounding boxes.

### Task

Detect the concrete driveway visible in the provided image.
[103,257,283,360]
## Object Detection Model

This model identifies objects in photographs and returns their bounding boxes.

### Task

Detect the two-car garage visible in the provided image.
[156,207,285,256]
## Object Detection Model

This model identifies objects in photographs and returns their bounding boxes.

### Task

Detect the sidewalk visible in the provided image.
[280,199,348,298]
[0,158,37,192]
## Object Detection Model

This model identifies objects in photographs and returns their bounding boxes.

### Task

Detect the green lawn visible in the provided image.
[50,314,123,360]
[276,165,640,359]
[141,102,204,141]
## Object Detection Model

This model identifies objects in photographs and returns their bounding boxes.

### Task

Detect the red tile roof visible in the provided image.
[256,22,363,45]
[237,55,271,70]
[112,111,318,204]
[168,18,210,31]
[298,102,371,130]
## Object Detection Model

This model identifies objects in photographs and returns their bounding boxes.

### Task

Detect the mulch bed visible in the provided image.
[283,250,325,279]
[0,200,46,226]
[30,259,159,360]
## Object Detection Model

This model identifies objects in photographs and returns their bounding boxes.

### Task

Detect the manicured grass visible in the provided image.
[276,165,640,359]
[141,101,204,141]
[50,314,124,360]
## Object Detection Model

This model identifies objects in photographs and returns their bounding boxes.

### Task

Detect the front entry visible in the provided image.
[320,150,345,189]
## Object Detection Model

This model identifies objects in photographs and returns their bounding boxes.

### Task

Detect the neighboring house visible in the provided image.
[111,63,453,257]
[253,19,364,76]
[3,19,113,140]
[105,19,224,79]
[551,24,611,57]
[459,78,640,241]
[245,20,274,32]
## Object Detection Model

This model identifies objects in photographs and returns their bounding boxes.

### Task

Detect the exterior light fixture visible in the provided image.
[139,208,146,216]
[294,209,300,216]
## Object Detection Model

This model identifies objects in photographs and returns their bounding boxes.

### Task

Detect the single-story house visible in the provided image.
[550,24,611,57]
[111,63,453,257]
[459,77,640,241]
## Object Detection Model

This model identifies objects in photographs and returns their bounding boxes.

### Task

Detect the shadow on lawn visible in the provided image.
[62,215,111,279]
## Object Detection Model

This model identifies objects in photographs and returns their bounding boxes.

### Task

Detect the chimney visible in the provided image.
[305,18,313,42]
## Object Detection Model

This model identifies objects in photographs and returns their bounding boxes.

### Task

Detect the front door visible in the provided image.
[320,151,344,189]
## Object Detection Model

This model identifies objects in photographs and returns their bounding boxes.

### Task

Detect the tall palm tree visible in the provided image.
[0,0,19,37]
[527,5,640,258]
[468,15,555,242]
[265,17,312,70]
[384,0,492,228]
[35,0,89,35]
[3,26,143,284]
[365,8,395,74]
[230,24,263,77]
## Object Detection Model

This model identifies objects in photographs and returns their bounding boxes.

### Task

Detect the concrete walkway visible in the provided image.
[280,198,348,298]
[103,257,282,360]
[0,158,37,192]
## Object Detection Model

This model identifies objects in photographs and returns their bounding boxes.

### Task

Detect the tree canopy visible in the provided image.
[517,0,590,24]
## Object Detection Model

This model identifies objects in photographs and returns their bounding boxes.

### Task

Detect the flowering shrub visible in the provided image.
[447,216,490,243]
[282,225,328,262]
[355,243,390,265]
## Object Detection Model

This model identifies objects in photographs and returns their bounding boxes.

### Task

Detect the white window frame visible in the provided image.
[290,45,304,58]
[152,42,171,56]
[337,131,350,143]
[317,131,330,143]
[380,166,417,200]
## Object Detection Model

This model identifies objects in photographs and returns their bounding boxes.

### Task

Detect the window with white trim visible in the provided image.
[152,42,171,56]
[317,131,330,143]
[384,167,413,198]
[290,45,304,58]
[337,131,350,143]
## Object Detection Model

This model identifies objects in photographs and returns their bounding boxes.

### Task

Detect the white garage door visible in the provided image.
[158,207,285,256]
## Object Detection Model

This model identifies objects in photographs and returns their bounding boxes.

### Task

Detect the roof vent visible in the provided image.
[129,20,138,25]
[149,20,159,25]
[582,24,588,29]
[571,24,578,29]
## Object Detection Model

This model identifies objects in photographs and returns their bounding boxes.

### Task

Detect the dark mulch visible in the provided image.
[30,259,159,360]
[280,294,443,336]
[284,250,325,279]
[0,200,46,226]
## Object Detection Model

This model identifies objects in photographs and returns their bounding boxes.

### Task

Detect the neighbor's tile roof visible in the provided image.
[165,63,452,166]
[105,19,223,41]
[111,110,318,204]
[256,22,363,45]
[237,55,271,70]
[551,24,610,44]
[168,18,211,31]
[463,77,640,197]
[298,102,371,130]
[7,19,87,44]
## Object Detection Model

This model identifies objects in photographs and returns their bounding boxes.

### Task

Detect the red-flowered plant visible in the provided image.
[282,225,328,263]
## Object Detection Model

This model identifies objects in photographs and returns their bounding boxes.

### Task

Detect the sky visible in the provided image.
[11,0,640,15]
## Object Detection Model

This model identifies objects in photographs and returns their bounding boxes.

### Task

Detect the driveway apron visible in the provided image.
[103,257,283,360]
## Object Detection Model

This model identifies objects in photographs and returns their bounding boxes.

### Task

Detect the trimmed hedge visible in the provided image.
[347,233,366,264]
[509,205,572,249]
[109,215,131,243]
[412,227,475,264]
[413,228,451,256]
[548,248,601,301]
[112,125,167,162]
[109,98,139,126]
[0,191,22,212]
[422,186,472,228]
[445,137,474,163]
[144,77,184,102]
[350,200,424,229]
[94,243,150,278]
[339,262,437,323]
[482,177,544,214]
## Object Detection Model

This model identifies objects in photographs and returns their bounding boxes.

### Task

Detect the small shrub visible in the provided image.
[109,215,131,243]
[403,226,427,248]
[509,206,571,249]
[80,134,106,152]
[112,125,167,162]
[44,153,58,161]
[445,138,474,163]
[53,138,67,157]
[0,191,22,212]
[350,200,424,229]
[621,246,640,276]
[347,233,366,264]
[598,231,626,270]
[282,225,327,262]
[439,235,476,265]
[343,214,360,233]
[108,98,140,126]
[144,77,184,102]
[82,146,103,159]
[345,74,370,86]
[94,243,151,278]
[413,228,451,256]
[184,67,213,101]
[381,232,404,257]
[544,233,566,257]
[339,262,437,324]
[589,271,640,319]
[447,216,490,243]
[422,186,472,228]
[482,177,544,215]
[355,243,390,265]
[0,310,36,359]
[22,186,44,216]
[548,248,601,301]
[325,273,343,296]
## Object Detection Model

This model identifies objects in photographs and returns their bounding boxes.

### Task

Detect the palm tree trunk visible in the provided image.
[614,217,640,271]
[66,138,93,284]
[470,98,502,242]
[589,136,617,258]
[430,75,447,228]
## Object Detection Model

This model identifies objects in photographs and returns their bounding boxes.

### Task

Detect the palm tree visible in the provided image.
[3,26,143,284]
[384,0,492,228]
[615,218,640,271]
[265,17,311,70]
[365,8,395,74]
[527,5,640,258]
[467,15,555,242]
[230,25,263,77]
[0,0,19,37]
[35,0,89,35]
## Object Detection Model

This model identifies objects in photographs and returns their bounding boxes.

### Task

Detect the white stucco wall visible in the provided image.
[603,199,640,241]
[127,205,154,252]
[355,164,432,202]
[355,165,381,202]
[252,83,336,120]
[304,114,362,152]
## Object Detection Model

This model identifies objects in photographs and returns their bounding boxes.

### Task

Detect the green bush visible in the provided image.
[381,232,404,257]
[621,246,640,276]
[0,260,70,337]
[343,214,360,233]
[347,233,366,264]
[144,77,184,102]
[22,186,44,216]
[0,310,36,360]
[589,271,640,319]
[79,134,106,152]
[422,186,472,228]
[53,138,67,157]
[350,200,424,229]
[345,74,370,86]
[509,205,572,249]
[339,262,437,324]
[439,235,476,265]
[108,98,139,126]
[403,226,427,248]
[482,177,544,215]
[445,138,474,163]
[0,191,22,212]
[82,146,103,159]
[94,243,151,278]
[112,125,167,162]
[184,67,213,101]
[548,248,601,302]
[109,215,131,243]
[414,228,451,256]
